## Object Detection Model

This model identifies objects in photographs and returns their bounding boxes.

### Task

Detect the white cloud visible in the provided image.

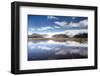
[28,31,33,35]
[28,28,35,35]
[54,21,68,27]
[38,26,54,31]
[28,26,54,35]
[30,28,35,31]
[38,29,87,38]
[47,16,58,19]
[69,22,80,27]
[54,26,60,28]
[79,19,88,27]
[54,19,88,28]
[64,29,88,37]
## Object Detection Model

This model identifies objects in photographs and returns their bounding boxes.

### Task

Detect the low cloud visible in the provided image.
[64,29,88,37]
[47,16,58,20]
[54,26,60,28]
[54,21,68,27]
[54,19,88,28]
[79,19,88,27]
[28,26,54,35]
[28,28,35,35]
[38,26,54,31]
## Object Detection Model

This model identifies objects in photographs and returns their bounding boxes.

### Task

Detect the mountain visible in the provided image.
[52,34,69,38]
[28,33,46,38]
[74,33,88,38]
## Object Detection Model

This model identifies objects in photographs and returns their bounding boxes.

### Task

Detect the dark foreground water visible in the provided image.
[28,40,88,61]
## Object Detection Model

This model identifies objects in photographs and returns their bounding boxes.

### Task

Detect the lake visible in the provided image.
[28,40,88,61]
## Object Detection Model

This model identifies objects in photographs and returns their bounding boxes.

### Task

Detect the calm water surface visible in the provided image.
[28,40,88,61]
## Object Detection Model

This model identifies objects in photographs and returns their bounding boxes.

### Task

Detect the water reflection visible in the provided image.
[28,40,88,61]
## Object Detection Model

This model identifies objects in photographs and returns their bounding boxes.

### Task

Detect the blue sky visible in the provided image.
[28,15,88,36]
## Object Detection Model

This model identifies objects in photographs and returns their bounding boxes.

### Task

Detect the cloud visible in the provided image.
[28,28,35,35]
[47,16,58,20]
[79,19,88,27]
[28,31,33,35]
[38,26,54,31]
[64,29,88,37]
[28,26,54,34]
[54,19,88,28]
[69,22,80,27]
[30,28,35,31]
[54,26,60,28]
[54,21,68,27]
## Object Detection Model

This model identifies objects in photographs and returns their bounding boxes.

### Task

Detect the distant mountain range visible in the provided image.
[28,33,47,38]
[52,34,69,38]
[74,33,88,38]
[28,33,88,38]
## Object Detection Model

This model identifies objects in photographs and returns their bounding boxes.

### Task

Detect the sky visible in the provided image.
[28,15,88,37]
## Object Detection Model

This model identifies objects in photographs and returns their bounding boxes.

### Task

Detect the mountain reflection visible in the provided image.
[28,39,87,43]
[28,40,88,61]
